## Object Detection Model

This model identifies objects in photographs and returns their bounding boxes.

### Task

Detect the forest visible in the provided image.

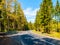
[0,0,30,32]
[35,0,60,34]
[0,0,60,34]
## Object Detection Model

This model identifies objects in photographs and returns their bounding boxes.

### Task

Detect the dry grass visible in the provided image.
[32,30,60,39]
[49,32,60,38]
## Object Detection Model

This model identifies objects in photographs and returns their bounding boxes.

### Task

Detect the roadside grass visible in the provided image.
[32,30,60,39]
[49,32,60,38]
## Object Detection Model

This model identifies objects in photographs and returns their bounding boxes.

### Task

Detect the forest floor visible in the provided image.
[32,30,60,40]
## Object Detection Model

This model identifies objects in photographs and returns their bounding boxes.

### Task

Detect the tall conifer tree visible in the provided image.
[55,0,60,32]
[35,0,53,33]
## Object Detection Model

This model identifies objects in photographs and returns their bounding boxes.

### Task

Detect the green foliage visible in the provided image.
[35,0,53,33]
[54,0,60,32]
[28,22,34,30]
[0,0,28,32]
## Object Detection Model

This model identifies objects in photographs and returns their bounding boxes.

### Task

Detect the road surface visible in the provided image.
[0,31,60,45]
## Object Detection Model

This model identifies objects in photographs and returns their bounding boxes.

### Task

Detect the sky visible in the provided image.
[18,0,60,23]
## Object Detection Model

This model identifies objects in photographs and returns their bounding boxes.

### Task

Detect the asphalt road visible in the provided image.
[0,31,60,45]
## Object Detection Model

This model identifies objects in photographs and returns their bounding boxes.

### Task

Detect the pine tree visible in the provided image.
[13,0,18,30]
[35,0,53,33]
[35,11,41,31]
[0,0,6,32]
[55,0,60,32]
[28,22,34,30]
[0,0,2,31]
[16,3,28,30]
[0,0,28,32]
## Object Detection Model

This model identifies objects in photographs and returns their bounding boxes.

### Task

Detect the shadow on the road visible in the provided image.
[0,37,22,45]
[43,38,60,45]
[0,34,60,45]
[19,34,60,45]
[6,31,18,35]
[17,34,52,45]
